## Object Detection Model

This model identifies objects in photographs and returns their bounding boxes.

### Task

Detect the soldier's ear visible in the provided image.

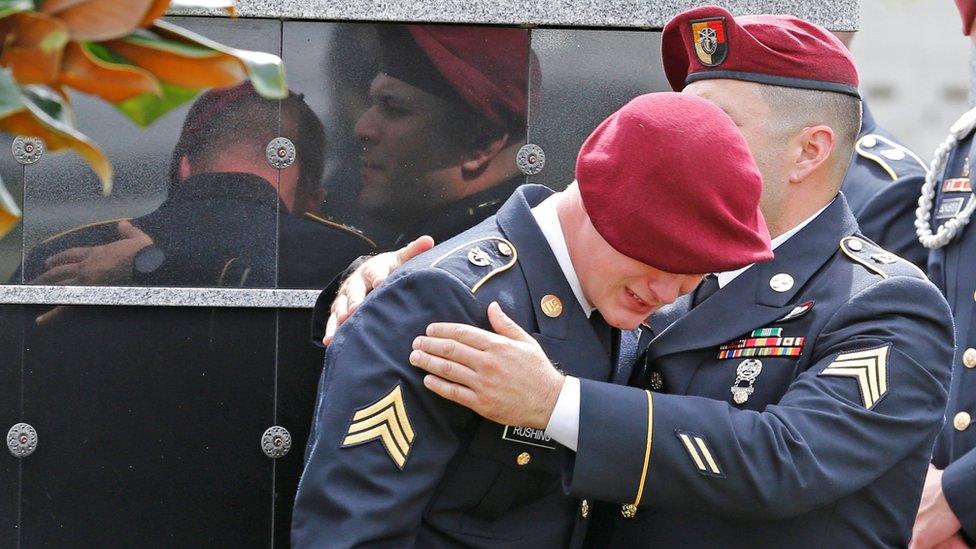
[789,125,835,184]
[460,132,511,176]
[178,155,192,182]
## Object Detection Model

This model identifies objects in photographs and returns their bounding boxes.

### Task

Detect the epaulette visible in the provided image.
[429,236,517,293]
[839,235,925,280]
[949,105,976,141]
[303,212,377,250]
[854,134,926,181]
[39,218,130,245]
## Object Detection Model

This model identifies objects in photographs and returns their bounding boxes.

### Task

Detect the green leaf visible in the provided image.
[154,21,286,99]
[20,84,73,125]
[0,0,33,19]
[122,28,215,58]
[0,69,25,119]
[114,81,197,127]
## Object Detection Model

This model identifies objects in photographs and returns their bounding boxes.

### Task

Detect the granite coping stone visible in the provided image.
[0,285,320,309]
[169,0,860,30]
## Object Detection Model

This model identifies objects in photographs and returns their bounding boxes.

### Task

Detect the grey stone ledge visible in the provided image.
[169,0,860,30]
[0,285,320,309]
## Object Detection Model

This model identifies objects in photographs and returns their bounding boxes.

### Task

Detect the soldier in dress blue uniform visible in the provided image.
[844,99,929,269]
[351,25,529,248]
[399,8,954,547]
[291,93,774,547]
[828,32,930,270]
[909,3,976,547]
[20,83,373,290]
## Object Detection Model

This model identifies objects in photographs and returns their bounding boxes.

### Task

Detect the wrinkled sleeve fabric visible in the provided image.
[564,276,953,518]
[943,448,976,541]
[292,269,483,547]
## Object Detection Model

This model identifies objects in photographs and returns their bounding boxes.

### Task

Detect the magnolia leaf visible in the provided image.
[0,66,24,118]
[41,0,156,41]
[139,0,171,26]
[153,21,284,99]
[114,81,196,127]
[0,0,34,19]
[0,81,113,193]
[61,41,162,102]
[107,28,245,90]
[0,173,21,240]
[0,12,70,84]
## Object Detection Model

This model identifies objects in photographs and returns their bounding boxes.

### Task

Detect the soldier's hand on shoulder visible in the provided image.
[30,221,152,286]
[410,302,565,429]
[323,235,435,345]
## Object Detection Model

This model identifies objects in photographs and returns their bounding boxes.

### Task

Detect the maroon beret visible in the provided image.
[662,5,860,98]
[956,0,976,35]
[576,92,773,275]
[404,25,528,130]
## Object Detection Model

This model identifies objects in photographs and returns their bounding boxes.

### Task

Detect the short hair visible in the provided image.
[757,84,862,189]
[170,85,326,197]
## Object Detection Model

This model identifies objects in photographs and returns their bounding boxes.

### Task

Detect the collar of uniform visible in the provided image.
[494,184,590,342]
[530,193,595,318]
[400,174,523,244]
[750,192,859,307]
[166,172,280,206]
[715,199,833,289]
[645,193,858,363]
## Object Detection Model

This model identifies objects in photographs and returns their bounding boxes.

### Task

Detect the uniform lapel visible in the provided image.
[644,196,860,393]
[494,185,613,383]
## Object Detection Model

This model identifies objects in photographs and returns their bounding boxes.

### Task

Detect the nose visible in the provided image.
[647,277,682,306]
[354,107,379,144]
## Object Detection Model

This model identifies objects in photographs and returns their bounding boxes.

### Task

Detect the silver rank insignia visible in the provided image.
[467,247,491,267]
[730,359,763,404]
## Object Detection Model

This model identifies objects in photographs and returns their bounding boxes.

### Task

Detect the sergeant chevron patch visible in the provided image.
[818,345,890,409]
[342,385,415,469]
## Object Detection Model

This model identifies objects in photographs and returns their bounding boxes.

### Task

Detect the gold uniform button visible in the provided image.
[541,295,563,318]
[516,451,531,466]
[580,499,590,519]
[964,348,976,369]
[621,503,637,518]
[954,411,971,432]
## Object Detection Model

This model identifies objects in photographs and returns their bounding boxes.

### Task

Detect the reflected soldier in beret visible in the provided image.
[292,92,772,547]
[321,7,954,547]
[353,25,529,246]
[21,83,373,296]
[910,3,976,548]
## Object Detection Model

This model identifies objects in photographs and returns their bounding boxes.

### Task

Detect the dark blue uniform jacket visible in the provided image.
[845,102,928,269]
[293,185,604,547]
[925,109,976,543]
[573,195,953,548]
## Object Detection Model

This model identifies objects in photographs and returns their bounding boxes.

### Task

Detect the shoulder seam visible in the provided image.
[302,212,378,249]
[40,218,131,245]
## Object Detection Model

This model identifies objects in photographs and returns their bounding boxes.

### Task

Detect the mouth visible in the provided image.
[625,287,653,311]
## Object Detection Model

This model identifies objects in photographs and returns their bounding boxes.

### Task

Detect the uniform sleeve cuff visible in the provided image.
[545,375,580,451]
[942,449,976,540]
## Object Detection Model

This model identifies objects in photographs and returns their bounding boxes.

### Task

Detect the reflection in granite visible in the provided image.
[528,28,670,189]
[170,1,859,30]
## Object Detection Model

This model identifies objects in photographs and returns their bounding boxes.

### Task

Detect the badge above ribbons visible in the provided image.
[691,17,728,66]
